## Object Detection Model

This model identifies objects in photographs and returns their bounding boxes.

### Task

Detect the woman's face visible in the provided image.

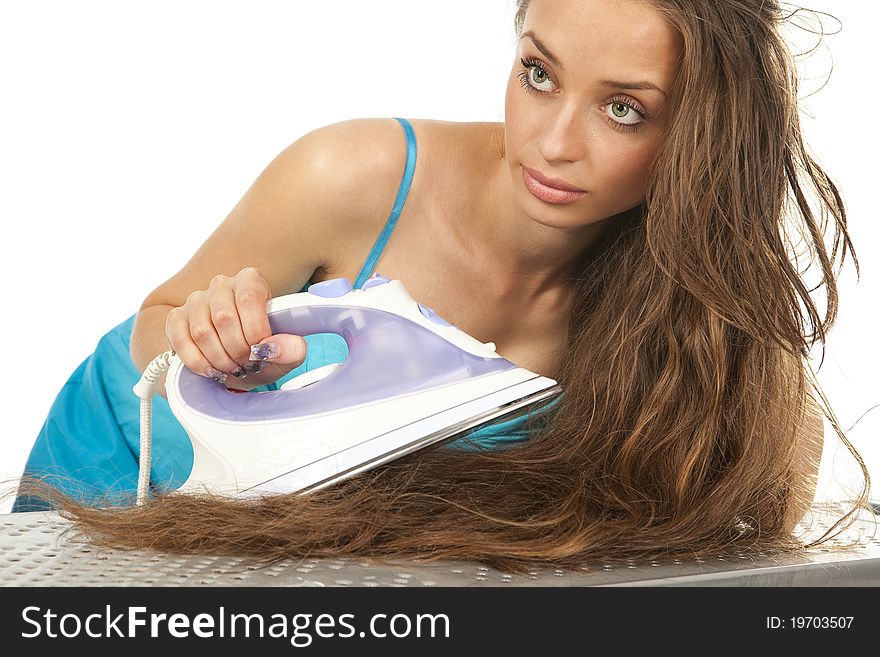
[504,0,682,228]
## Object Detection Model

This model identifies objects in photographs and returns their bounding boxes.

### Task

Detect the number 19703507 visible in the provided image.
[766,617,853,629]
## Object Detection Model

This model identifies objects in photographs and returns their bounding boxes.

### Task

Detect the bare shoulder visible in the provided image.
[295,117,504,282]
[274,117,415,236]
[292,115,502,219]
[285,117,423,276]
[138,116,504,310]
[138,118,419,308]
[300,116,502,208]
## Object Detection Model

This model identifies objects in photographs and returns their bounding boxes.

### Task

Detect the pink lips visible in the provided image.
[521,166,587,204]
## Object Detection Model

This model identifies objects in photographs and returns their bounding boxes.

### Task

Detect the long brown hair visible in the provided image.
[13,0,871,574]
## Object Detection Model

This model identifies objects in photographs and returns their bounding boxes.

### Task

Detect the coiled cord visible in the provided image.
[131,349,176,506]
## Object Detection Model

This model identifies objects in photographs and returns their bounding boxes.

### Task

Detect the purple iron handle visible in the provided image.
[173,289,517,422]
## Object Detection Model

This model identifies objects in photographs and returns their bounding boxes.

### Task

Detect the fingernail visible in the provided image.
[243,362,263,374]
[231,367,247,379]
[250,342,280,361]
[205,367,227,383]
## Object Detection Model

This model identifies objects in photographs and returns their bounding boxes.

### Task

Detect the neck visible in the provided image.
[452,149,609,304]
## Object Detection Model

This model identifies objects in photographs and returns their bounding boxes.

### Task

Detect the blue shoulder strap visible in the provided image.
[352,117,417,289]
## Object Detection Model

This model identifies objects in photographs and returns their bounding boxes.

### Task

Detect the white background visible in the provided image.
[0,1,876,514]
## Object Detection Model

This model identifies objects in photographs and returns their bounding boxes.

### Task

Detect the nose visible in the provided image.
[537,104,587,164]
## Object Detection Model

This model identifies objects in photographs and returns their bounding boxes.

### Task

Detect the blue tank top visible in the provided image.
[12,117,559,513]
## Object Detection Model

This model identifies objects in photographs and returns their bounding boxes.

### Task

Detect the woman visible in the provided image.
[13,0,869,574]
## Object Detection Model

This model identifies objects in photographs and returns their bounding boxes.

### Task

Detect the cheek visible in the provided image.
[503,71,520,113]
[503,82,542,164]
[595,139,656,183]
[592,146,657,208]
[503,77,525,135]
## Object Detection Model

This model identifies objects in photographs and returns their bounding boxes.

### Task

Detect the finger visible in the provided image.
[187,296,245,377]
[232,271,273,353]
[249,334,307,368]
[208,284,255,376]
[166,307,228,381]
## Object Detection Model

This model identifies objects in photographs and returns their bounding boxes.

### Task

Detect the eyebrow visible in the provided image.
[520,30,668,98]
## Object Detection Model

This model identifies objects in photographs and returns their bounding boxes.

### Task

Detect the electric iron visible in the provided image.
[137,274,561,501]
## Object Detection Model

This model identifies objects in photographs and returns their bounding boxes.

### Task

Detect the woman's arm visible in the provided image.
[129,118,413,396]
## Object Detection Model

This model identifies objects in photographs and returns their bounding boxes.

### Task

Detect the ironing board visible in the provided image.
[1,501,877,586]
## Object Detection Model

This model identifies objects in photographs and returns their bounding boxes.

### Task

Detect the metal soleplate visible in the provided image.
[243,378,562,496]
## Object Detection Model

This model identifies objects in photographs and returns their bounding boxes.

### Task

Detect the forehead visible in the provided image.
[521,0,681,87]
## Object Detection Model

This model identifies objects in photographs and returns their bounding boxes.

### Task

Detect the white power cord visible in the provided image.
[131,349,177,506]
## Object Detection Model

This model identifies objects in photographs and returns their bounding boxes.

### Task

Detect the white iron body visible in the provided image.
[164,276,560,498]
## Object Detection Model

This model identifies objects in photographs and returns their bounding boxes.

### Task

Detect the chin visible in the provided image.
[521,203,592,230]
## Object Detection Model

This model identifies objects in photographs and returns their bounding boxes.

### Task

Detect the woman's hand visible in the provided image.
[165,266,307,389]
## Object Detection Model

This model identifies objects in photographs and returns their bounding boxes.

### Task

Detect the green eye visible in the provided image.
[611,102,630,118]
[606,96,649,132]
[519,57,555,93]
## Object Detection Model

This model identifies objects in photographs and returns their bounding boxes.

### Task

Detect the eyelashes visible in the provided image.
[517,56,650,133]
